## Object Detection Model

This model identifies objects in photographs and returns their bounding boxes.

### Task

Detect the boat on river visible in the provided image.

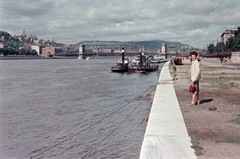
[111,48,129,72]
[128,54,158,72]
[111,47,159,73]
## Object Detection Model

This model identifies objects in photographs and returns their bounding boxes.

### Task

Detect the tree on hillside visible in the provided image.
[31,50,38,55]
[46,41,64,47]
[19,48,26,55]
[0,48,9,56]
[0,31,11,37]
[0,47,19,56]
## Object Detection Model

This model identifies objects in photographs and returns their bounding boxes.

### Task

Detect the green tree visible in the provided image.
[19,48,26,55]
[31,50,38,55]
[8,47,14,55]
[0,31,11,37]
[234,27,240,36]
[0,48,17,56]
[225,27,240,51]
[215,42,227,53]
[0,48,8,56]
[207,44,214,53]
[232,34,240,51]
[226,37,234,51]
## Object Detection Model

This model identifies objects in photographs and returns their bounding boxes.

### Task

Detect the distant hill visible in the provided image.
[75,40,189,47]
[74,40,196,53]
[129,40,187,46]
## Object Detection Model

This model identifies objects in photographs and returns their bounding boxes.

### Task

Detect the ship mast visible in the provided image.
[121,47,125,68]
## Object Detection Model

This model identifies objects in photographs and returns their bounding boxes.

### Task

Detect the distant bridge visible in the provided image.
[55,52,178,57]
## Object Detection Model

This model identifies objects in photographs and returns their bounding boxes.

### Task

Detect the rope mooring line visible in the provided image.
[82,85,157,158]
[30,83,157,159]
[81,84,157,158]
[81,99,146,159]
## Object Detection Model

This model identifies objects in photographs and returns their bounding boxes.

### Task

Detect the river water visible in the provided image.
[0,58,163,158]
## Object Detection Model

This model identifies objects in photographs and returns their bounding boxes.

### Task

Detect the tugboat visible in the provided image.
[111,47,128,72]
[128,52,158,72]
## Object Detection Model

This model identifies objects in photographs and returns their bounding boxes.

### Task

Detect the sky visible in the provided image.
[0,0,240,48]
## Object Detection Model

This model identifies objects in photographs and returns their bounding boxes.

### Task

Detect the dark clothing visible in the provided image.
[193,80,199,94]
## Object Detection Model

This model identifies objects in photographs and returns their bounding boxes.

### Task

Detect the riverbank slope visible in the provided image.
[173,59,240,158]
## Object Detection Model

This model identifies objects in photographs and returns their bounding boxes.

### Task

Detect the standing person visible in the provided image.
[172,63,177,80]
[220,57,223,65]
[188,51,201,106]
[223,56,227,66]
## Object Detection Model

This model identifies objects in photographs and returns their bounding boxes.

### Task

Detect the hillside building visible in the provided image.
[92,48,99,53]
[100,48,114,53]
[21,27,26,37]
[13,27,37,42]
[114,50,121,53]
[221,28,238,44]
[42,47,63,56]
[0,31,10,40]
[0,43,8,48]
[31,45,42,55]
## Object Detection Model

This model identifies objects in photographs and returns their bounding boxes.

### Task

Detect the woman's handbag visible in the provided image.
[189,85,196,93]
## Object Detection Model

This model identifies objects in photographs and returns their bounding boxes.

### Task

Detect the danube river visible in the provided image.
[0,58,164,158]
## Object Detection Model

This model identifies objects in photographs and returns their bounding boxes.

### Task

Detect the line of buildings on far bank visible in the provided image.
[0,28,81,56]
[0,28,176,57]
[13,27,79,56]
[1,27,204,57]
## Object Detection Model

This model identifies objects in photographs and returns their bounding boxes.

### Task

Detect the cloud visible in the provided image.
[187,29,209,37]
[0,0,239,48]
[1,0,55,18]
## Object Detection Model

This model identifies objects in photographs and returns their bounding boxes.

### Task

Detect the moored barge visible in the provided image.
[111,47,159,73]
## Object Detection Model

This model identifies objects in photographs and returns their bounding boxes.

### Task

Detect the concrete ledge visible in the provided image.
[231,52,240,63]
[139,61,196,159]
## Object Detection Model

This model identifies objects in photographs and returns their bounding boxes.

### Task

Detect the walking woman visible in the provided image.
[188,51,201,106]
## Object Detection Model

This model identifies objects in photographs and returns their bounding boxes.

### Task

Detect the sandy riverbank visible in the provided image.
[173,59,240,158]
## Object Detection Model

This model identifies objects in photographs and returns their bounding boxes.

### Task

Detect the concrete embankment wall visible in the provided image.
[203,52,240,63]
[231,52,240,63]
[203,57,231,62]
[139,61,196,159]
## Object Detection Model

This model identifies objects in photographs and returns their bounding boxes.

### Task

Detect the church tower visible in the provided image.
[21,26,26,37]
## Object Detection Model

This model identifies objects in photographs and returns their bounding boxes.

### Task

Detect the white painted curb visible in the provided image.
[139,61,197,159]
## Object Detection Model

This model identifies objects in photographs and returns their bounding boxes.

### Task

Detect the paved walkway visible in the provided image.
[139,61,196,159]
[201,58,240,68]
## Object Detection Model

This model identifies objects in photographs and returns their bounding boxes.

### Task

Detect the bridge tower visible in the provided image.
[78,44,86,59]
[161,43,168,59]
